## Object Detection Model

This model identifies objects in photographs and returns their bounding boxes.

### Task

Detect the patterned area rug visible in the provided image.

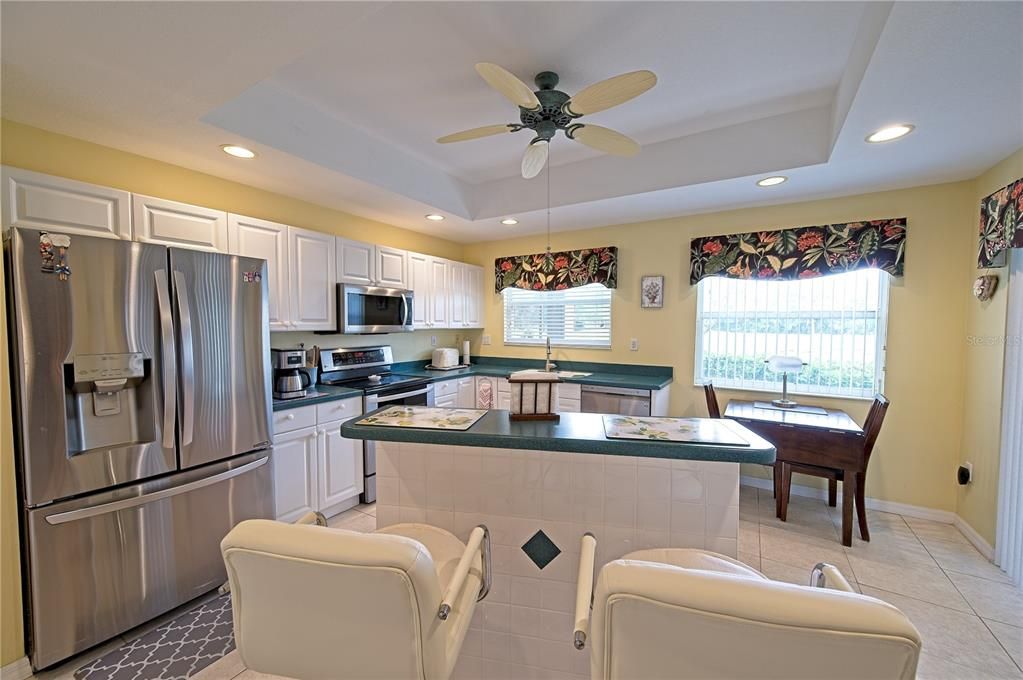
[75,594,234,680]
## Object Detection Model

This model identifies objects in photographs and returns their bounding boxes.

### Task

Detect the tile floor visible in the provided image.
[27,490,1023,680]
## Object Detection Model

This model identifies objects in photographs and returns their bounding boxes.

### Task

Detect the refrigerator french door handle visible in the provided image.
[44,456,269,525]
[173,270,195,446]
[154,270,177,450]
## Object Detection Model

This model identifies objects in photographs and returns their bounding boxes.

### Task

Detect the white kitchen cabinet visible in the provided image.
[272,426,319,523]
[133,194,228,251]
[449,263,466,327]
[1,166,132,240]
[456,377,475,408]
[337,238,375,285]
[435,393,458,408]
[375,245,408,288]
[557,384,581,413]
[429,257,450,327]
[465,265,484,328]
[408,251,431,328]
[434,378,459,408]
[289,227,337,330]
[228,214,290,331]
[317,419,364,516]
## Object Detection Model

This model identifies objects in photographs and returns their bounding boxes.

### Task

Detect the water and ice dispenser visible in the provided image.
[65,352,154,453]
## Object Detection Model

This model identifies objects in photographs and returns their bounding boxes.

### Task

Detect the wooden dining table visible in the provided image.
[724,399,866,546]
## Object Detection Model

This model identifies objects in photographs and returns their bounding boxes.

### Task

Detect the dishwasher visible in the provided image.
[580,384,652,416]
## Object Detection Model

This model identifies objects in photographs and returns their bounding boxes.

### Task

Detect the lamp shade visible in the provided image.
[766,356,806,373]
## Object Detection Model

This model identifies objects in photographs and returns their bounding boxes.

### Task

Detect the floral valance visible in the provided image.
[689,218,907,285]
[495,246,618,292]
[978,177,1023,269]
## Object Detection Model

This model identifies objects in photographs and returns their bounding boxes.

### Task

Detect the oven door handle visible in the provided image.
[376,386,431,403]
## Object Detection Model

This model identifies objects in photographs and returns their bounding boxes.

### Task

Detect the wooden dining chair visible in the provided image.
[703,382,721,418]
[777,394,890,543]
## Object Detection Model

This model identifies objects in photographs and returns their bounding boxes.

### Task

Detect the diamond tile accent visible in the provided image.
[522,530,561,569]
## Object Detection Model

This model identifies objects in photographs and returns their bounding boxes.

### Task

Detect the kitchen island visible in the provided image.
[341,407,774,679]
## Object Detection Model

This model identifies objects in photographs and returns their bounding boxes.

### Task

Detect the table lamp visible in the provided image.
[765,356,806,408]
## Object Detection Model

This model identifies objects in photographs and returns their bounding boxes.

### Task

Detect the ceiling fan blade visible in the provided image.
[475,63,541,111]
[437,124,516,144]
[567,124,640,157]
[521,140,549,179]
[563,70,657,117]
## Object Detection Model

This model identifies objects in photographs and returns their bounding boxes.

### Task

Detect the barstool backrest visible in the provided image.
[590,559,921,680]
[222,519,448,680]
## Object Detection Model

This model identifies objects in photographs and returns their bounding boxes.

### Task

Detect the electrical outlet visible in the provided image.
[430,335,438,347]
[630,338,639,351]
[958,462,974,485]
[482,335,492,346]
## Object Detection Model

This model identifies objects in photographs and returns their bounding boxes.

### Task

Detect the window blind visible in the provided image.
[503,283,612,348]
[695,269,889,398]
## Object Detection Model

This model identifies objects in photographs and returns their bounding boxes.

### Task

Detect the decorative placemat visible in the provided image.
[752,401,828,415]
[75,594,234,680]
[603,416,750,446]
[357,406,488,430]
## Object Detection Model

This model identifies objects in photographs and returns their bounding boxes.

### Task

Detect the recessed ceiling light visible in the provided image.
[425,214,445,221]
[866,124,914,143]
[501,218,518,225]
[220,144,256,159]
[756,176,787,187]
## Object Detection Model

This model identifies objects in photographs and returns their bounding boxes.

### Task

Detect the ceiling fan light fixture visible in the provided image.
[425,214,445,221]
[501,218,518,225]
[756,176,788,187]
[866,124,914,143]
[221,144,256,159]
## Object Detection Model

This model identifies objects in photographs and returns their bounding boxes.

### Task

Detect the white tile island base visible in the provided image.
[374,441,741,680]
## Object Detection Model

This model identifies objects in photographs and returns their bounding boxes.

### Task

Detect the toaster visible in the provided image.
[432,347,460,368]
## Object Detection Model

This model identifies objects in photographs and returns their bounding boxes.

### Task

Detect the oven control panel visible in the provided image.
[320,345,393,372]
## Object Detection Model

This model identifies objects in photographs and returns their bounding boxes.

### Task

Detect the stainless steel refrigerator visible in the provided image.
[4,227,274,670]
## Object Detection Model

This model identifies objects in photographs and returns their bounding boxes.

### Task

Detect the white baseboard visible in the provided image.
[740,474,953,522]
[953,515,996,561]
[0,656,32,680]
[740,475,996,560]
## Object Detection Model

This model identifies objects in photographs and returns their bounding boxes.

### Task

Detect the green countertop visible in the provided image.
[271,384,363,411]
[341,409,775,464]
[395,359,674,390]
[274,358,674,412]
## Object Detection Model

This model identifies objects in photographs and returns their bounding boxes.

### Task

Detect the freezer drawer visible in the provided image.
[25,451,273,670]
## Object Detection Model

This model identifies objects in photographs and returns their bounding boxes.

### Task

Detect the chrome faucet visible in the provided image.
[545,336,556,372]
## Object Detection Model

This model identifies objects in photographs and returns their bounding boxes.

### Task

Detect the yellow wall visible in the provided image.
[957,148,1023,545]
[0,119,470,666]
[1,255,23,667]
[465,181,977,512]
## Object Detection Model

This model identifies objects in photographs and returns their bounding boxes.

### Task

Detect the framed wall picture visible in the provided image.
[641,275,664,308]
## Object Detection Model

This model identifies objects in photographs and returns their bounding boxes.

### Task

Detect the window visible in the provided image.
[695,269,889,398]
[503,283,612,348]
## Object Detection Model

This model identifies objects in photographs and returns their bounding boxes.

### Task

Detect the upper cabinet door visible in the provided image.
[228,214,290,331]
[375,245,407,288]
[449,262,466,327]
[289,227,337,330]
[337,238,375,285]
[429,257,450,328]
[133,194,227,251]
[2,166,131,239]
[466,265,484,328]
[407,251,431,328]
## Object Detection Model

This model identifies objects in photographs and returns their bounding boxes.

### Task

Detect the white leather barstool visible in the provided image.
[221,513,490,680]
[573,535,921,680]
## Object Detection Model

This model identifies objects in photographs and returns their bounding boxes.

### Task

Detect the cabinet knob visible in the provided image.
[286,413,295,420]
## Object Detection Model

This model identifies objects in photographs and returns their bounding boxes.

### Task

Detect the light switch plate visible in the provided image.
[482,335,492,345]
[431,335,438,346]
[630,338,639,351]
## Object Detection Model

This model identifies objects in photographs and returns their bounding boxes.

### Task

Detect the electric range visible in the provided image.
[318,345,435,502]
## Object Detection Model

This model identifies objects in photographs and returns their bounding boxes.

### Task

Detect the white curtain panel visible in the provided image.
[996,250,1023,588]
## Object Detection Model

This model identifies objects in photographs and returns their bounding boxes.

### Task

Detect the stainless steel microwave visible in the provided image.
[334,283,414,334]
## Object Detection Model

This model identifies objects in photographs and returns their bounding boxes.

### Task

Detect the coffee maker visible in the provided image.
[271,348,316,399]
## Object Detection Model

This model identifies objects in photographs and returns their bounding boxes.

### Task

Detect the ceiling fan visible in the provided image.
[437,63,657,179]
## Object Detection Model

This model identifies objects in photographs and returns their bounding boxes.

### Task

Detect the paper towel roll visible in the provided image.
[463,340,471,366]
